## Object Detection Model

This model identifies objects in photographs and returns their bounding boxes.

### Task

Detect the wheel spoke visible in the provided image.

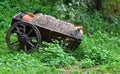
[27,41,35,47]
[23,25,26,33]
[24,44,27,51]
[29,37,37,40]
[30,37,37,38]
[27,28,33,35]
[18,27,23,30]
[6,22,41,51]
[16,27,22,34]
[29,37,38,43]
[11,41,20,50]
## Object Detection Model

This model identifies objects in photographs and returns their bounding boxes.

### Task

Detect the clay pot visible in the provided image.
[22,13,35,22]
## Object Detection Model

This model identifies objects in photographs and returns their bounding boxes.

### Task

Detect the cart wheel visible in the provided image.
[6,21,41,52]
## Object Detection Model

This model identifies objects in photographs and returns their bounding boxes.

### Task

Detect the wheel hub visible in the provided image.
[19,35,29,44]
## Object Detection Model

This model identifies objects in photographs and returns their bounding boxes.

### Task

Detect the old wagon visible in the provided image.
[6,13,82,51]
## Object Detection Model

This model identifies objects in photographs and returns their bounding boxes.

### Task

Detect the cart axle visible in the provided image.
[18,35,29,44]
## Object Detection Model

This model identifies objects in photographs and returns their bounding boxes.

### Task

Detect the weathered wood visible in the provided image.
[29,13,82,39]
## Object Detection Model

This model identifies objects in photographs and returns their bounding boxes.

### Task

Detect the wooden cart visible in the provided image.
[6,13,82,51]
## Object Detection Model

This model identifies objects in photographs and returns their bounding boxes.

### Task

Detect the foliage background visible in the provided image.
[0,0,120,73]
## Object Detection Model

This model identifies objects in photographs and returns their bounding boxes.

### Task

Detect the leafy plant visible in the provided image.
[37,41,76,68]
[73,31,120,68]
[80,58,94,68]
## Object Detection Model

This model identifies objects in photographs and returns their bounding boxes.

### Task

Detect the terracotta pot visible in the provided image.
[22,14,34,22]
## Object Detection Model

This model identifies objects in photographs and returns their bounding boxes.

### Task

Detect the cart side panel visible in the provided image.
[36,26,51,42]
[49,31,81,48]
[37,26,81,48]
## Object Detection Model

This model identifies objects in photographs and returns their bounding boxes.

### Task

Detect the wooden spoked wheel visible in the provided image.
[6,21,41,52]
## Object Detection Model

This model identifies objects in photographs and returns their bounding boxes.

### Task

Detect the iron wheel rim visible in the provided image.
[6,21,41,52]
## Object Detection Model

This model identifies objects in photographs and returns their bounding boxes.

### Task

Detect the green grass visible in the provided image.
[72,31,120,68]
[0,0,120,74]
[0,51,61,74]
[1,30,120,73]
